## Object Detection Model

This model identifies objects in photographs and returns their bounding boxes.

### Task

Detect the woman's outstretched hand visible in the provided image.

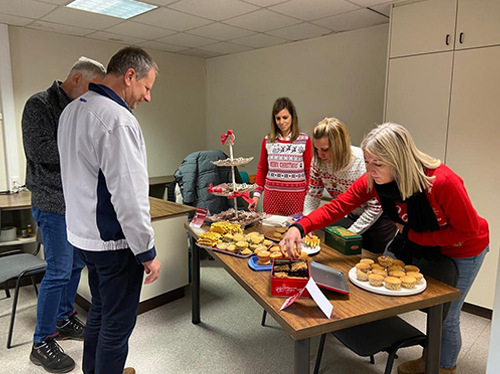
[279,226,302,259]
[248,196,259,211]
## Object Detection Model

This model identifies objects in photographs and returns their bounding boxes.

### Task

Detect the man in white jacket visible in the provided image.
[58,46,161,374]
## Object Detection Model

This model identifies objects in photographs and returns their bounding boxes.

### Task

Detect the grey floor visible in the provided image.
[0,259,490,374]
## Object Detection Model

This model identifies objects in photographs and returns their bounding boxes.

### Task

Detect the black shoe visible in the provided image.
[56,311,85,341]
[30,334,75,373]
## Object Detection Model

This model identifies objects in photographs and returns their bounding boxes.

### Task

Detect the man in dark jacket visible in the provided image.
[22,57,106,373]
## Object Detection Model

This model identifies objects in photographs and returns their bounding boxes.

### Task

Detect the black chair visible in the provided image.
[313,255,459,374]
[0,230,46,348]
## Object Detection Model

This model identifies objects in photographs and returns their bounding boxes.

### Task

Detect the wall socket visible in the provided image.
[10,176,19,190]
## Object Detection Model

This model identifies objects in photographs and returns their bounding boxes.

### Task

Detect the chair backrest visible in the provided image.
[413,255,458,319]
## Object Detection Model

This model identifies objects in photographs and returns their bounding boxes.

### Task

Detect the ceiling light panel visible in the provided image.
[67,0,156,19]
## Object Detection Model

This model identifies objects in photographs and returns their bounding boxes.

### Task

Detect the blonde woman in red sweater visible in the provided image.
[248,97,312,216]
[281,123,489,374]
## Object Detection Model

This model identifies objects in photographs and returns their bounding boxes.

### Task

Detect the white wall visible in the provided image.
[206,24,389,174]
[7,26,207,186]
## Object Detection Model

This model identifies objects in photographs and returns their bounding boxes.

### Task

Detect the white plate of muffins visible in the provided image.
[348,256,427,296]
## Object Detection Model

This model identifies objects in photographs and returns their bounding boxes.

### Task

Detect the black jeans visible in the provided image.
[333,212,397,254]
[77,248,144,374]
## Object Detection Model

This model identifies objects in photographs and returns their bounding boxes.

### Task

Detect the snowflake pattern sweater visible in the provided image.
[303,146,382,234]
[254,132,312,215]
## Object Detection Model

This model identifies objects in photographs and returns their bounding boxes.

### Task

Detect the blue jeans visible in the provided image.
[32,206,85,343]
[78,248,144,374]
[441,246,488,368]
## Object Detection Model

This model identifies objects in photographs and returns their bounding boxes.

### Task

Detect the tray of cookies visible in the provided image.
[348,256,427,296]
[196,224,273,258]
[206,209,265,229]
[264,226,289,242]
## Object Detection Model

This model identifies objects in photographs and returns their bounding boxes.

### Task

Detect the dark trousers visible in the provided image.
[77,248,144,374]
[334,212,397,254]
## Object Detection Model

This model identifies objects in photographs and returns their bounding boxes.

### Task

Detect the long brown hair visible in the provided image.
[313,117,352,173]
[268,97,299,142]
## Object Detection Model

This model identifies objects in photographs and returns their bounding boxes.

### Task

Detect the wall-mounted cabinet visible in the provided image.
[385,0,500,309]
[390,0,500,58]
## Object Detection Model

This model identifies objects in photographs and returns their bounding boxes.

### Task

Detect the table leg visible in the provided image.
[294,338,310,374]
[191,235,201,324]
[425,304,443,374]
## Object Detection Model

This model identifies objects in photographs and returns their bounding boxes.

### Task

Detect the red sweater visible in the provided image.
[254,132,312,196]
[299,164,489,258]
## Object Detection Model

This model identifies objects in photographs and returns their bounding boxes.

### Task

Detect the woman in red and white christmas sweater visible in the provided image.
[248,97,312,216]
[281,123,489,374]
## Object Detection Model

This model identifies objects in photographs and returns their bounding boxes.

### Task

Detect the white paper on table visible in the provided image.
[306,277,333,319]
[261,214,291,227]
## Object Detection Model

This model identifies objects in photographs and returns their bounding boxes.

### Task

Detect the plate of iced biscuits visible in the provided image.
[348,256,427,296]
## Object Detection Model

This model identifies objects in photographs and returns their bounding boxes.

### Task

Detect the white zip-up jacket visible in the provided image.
[58,83,155,263]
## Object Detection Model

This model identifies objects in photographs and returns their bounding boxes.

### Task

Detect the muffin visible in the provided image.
[240,248,253,256]
[401,276,417,289]
[369,274,385,287]
[233,233,246,242]
[250,235,264,244]
[384,276,402,290]
[356,269,369,282]
[226,244,237,253]
[270,246,281,253]
[360,258,375,265]
[263,239,273,247]
[371,263,385,271]
[393,259,406,268]
[405,265,420,273]
[378,255,394,267]
[355,263,371,273]
[388,265,404,273]
[371,268,387,277]
[257,251,271,265]
[406,272,424,284]
[270,252,282,259]
[389,270,406,278]
[235,241,248,250]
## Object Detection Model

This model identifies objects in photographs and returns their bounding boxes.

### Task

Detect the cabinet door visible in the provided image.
[455,0,500,50]
[385,52,454,161]
[446,46,500,308]
[390,0,457,58]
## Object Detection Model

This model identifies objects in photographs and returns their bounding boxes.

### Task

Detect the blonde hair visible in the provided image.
[360,123,441,200]
[313,117,352,173]
[269,97,299,143]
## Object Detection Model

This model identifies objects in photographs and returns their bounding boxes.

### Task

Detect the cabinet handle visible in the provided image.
[446,34,450,45]
[459,32,464,44]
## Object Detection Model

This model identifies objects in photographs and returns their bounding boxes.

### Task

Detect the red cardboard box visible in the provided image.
[271,259,310,298]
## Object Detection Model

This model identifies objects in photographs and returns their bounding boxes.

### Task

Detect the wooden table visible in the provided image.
[185,224,459,374]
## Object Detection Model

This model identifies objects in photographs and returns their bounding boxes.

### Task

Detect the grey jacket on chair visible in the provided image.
[174,150,244,215]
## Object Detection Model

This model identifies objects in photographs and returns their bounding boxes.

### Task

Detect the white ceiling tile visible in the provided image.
[241,0,290,6]
[42,7,123,29]
[313,8,388,31]
[132,7,213,31]
[0,13,34,26]
[87,31,146,45]
[142,0,179,5]
[0,0,56,19]
[369,2,392,17]
[178,48,222,58]
[348,0,393,7]
[224,9,301,32]
[105,21,176,40]
[187,22,255,41]
[169,0,259,21]
[27,20,95,37]
[270,0,359,21]
[267,22,330,40]
[198,41,253,54]
[230,33,287,47]
[156,33,218,47]
[138,40,188,52]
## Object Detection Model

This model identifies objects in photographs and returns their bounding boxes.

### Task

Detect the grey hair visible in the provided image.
[106,46,159,80]
[67,56,106,80]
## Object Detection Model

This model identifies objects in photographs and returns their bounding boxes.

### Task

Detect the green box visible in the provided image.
[323,226,362,255]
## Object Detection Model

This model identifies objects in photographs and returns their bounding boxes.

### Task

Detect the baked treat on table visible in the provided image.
[400,276,417,289]
[369,274,385,287]
[356,269,369,282]
[377,255,394,267]
[384,276,402,290]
